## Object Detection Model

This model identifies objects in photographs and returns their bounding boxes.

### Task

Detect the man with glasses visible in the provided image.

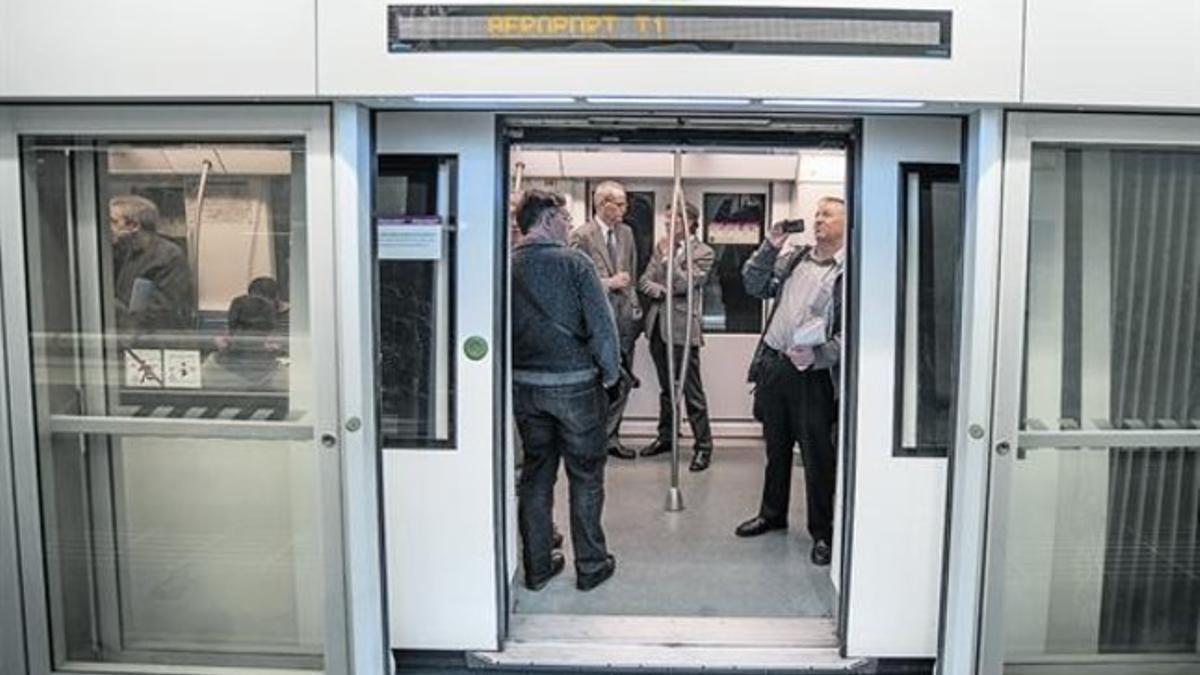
[512,189,621,592]
[570,180,642,460]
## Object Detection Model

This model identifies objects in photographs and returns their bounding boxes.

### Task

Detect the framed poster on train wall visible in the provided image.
[702,192,765,246]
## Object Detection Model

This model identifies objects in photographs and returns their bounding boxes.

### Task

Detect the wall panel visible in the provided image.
[1,1,316,98]
[1024,2,1200,108]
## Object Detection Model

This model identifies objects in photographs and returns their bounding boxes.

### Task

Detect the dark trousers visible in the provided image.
[515,380,611,577]
[648,324,713,450]
[605,345,635,448]
[755,352,838,543]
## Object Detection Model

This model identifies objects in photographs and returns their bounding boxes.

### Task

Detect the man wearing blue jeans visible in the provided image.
[512,189,622,592]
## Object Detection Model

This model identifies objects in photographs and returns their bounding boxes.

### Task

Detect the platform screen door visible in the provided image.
[1,107,349,675]
[981,113,1200,675]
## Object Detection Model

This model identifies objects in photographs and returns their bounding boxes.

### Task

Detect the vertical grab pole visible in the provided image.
[665,150,686,512]
[190,159,212,304]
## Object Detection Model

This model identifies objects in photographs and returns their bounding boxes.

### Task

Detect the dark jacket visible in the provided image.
[512,239,621,388]
[113,232,195,334]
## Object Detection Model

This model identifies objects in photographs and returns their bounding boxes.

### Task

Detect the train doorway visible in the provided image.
[502,118,852,660]
[374,111,965,669]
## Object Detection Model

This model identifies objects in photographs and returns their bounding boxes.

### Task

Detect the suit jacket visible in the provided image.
[569,218,642,347]
[639,237,715,347]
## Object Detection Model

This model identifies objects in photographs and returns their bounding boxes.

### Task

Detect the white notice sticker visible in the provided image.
[124,349,164,388]
[164,349,203,389]
[378,218,445,260]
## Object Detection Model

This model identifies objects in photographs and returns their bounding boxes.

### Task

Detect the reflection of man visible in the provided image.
[512,189,621,592]
[109,195,194,334]
[569,180,642,460]
[735,197,845,569]
[638,202,717,471]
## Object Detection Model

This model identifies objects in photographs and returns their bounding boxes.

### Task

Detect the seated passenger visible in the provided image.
[248,276,290,320]
[202,295,286,392]
[511,188,622,592]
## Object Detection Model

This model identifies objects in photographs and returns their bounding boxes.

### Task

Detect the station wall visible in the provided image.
[0,0,317,98]
[318,0,1022,102]
[1023,1,1200,109]
[4,1,1199,109]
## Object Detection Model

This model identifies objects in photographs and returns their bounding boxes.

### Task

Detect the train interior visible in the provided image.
[501,118,852,648]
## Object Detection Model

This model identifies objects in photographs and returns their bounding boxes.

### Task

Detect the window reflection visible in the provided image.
[19,138,320,669]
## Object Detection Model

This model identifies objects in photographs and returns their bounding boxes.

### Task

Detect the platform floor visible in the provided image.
[511,441,837,618]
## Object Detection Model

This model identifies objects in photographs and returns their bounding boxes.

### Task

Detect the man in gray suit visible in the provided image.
[570,180,642,460]
[638,202,717,471]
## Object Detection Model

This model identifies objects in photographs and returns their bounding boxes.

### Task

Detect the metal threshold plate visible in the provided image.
[472,643,864,672]
[478,615,862,672]
[509,614,839,648]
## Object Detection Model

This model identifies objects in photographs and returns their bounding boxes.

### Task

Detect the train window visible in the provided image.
[896,164,963,456]
[23,139,306,419]
[376,155,457,448]
[701,191,767,333]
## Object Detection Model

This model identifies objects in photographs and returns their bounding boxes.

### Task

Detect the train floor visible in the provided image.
[511,439,837,618]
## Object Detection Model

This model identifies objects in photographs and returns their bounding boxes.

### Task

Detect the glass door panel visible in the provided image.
[986,123,1200,675]
[19,137,330,670]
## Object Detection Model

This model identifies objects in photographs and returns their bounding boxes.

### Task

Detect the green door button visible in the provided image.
[464,336,489,361]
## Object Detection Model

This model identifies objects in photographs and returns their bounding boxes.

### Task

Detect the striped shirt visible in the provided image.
[763,248,844,353]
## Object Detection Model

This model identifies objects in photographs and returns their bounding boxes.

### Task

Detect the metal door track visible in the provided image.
[469,643,869,673]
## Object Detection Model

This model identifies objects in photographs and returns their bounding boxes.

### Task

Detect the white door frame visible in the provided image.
[0,104,383,675]
[969,112,1200,675]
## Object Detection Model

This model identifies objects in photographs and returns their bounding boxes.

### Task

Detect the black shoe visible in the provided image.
[576,555,616,592]
[811,540,832,566]
[552,530,564,549]
[639,439,670,457]
[525,552,566,591]
[607,443,636,460]
[688,449,711,472]
[735,516,787,538]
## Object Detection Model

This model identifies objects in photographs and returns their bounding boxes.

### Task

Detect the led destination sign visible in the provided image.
[388,5,952,57]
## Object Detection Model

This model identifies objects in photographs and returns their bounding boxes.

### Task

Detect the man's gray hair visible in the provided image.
[109,194,160,232]
[592,180,626,210]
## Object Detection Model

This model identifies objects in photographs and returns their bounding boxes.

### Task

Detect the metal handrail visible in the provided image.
[49,414,314,441]
[663,149,694,513]
[1017,429,1200,450]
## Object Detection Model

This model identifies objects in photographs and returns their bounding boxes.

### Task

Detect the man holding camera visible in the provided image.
[511,189,621,592]
[570,180,643,460]
[735,197,844,568]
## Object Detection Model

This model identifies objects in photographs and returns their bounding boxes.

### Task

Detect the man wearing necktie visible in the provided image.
[569,180,642,460]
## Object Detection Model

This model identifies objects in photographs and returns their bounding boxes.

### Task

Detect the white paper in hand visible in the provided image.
[792,316,827,349]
